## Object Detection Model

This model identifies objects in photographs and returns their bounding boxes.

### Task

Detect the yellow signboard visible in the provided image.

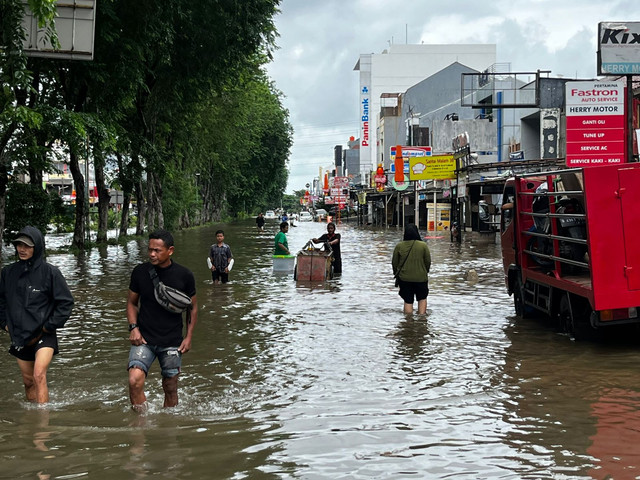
[409,155,456,180]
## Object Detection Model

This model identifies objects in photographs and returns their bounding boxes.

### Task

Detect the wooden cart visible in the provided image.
[294,241,333,281]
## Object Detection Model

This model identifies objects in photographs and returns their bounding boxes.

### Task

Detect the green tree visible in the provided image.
[0,0,57,245]
[1,0,293,245]
[4,182,65,238]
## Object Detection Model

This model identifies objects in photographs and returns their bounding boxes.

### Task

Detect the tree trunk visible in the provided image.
[146,171,156,232]
[94,156,109,243]
[0,165,8,249]
[145,170,164,231]
[69,152,86,248]
[154,172,164,229]
[135,179,146,236]
[180,211,190,229]
[115,152,135,238]
[118,192,131,238]
[0,187,6,250]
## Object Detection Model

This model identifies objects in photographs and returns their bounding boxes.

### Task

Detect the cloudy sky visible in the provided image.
[265,0,636,193]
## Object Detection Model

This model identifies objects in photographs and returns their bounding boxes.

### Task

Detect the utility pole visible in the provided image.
[410,112,420,227]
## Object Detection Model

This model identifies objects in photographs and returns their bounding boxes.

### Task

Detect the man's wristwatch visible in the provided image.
[128,323,139,332]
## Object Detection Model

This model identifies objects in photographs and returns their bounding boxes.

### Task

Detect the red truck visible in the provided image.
[500,162,640,335]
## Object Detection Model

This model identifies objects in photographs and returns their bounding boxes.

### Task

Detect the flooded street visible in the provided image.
[2,220,640,479]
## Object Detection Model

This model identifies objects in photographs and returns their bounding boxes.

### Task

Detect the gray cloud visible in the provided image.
[266,0,638,193]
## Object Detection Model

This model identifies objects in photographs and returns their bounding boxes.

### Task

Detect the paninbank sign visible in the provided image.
[360,86,370,148]
[598,22,640,74]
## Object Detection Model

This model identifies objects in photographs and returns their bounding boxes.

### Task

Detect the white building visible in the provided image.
[354,44,497,176]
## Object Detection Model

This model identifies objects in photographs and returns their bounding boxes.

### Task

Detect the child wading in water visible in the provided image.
[208,230,234,284]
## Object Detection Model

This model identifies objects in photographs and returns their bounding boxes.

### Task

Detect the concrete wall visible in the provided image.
[403,62,480,126]
[431,119,497,153]
[521,113,541,159]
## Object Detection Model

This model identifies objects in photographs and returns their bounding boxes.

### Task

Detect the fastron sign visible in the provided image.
[565,80,626,167]
[598,22,640,74]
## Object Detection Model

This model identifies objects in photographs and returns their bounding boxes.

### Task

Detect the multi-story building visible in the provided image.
[354,43,496,178]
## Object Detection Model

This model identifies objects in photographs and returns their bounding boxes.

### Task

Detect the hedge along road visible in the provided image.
[1,220,639,479]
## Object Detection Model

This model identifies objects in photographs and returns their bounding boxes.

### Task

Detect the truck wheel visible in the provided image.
[558,293,592,339]
[513,279,530,318]
[559,293,576,337]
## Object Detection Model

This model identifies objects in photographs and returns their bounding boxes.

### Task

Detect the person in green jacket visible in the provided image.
[392,224,431,315]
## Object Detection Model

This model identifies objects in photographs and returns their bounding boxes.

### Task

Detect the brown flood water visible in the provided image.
[1,220,640,479]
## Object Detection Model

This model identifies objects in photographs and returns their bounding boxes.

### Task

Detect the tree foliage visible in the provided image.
[0,0,291,247]
[4,182,64,237]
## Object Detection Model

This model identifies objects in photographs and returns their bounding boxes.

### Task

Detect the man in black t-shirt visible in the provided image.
[312,222,342,274]
[126,229,197,411]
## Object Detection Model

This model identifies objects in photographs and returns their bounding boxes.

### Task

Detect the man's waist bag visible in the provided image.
[149,267,192,314]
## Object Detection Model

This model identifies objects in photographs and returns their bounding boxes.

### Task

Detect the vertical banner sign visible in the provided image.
[359,58,372,171]
[565,80,626,167]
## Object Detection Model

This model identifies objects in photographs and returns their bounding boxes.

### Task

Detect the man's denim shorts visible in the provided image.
[128,344,181,378]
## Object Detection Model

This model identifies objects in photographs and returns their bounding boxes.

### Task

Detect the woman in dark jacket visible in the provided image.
[392,224,431,314]
[0,226,74,403]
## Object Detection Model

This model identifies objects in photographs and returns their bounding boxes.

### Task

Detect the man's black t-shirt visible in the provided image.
[129,261,196,347]
[317,233,341,260]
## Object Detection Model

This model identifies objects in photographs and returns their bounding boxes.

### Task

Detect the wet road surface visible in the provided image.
[1,220,640,479]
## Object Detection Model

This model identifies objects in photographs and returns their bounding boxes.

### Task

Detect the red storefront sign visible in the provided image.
[333,176,349,188]
[565,80,626,167]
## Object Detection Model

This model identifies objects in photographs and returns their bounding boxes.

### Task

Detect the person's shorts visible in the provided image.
[9,331,59,361]
[212,270,229,283]
[128,344,182,378]
[398,279,429,304]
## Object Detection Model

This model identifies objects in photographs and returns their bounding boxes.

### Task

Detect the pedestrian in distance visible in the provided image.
[312,222,342,274]
[208,230,234,284]
[274,221,290,255]
[127,229,197,412]
[392,223,431,315]
[256,213,265,232]
[0,226,74,404]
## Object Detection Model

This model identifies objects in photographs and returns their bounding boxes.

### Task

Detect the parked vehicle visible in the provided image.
[500,163,640,336]
[265,210,277,220]
[314,209,328,221]
[299,211,313,222]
